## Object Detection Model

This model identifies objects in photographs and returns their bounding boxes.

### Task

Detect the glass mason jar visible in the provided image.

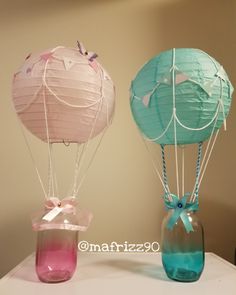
[32,197,92,283]
[161,210,204,282]
[35,212,79,283]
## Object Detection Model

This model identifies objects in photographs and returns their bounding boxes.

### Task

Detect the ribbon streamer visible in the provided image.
[163,193,198,233]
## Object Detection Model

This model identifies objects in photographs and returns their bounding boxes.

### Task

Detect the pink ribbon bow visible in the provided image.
[31,196,93,231]
[44,196,77,215]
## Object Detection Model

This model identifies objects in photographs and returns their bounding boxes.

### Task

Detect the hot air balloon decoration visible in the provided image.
[12,42,115,283]
[130,48,233,282]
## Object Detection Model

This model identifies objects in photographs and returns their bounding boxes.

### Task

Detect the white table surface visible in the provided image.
[0,252,236,295]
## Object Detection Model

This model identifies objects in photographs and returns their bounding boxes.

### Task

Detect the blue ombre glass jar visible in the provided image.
[161,210,204,282]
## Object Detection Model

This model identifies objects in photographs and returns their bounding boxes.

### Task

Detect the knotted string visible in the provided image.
[163,193,199,233]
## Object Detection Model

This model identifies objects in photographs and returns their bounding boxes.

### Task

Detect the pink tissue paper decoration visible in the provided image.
[142,93,152,107]
[175,71,189,84]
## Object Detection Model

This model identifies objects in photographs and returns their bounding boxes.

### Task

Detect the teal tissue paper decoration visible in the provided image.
[130,48,234,145]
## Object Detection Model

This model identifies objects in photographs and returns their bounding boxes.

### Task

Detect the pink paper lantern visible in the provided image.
[12,45,115,143]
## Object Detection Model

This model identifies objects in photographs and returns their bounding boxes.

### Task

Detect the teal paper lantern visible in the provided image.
[130,48,233,145]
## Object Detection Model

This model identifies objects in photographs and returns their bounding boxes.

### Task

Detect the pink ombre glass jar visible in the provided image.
[36,229,78,283]
[32,197,92,283]
[35,224,78,283]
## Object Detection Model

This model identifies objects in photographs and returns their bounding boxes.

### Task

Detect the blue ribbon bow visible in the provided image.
[163,193,199,233]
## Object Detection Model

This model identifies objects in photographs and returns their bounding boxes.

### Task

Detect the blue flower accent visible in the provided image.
[163,193,199,233]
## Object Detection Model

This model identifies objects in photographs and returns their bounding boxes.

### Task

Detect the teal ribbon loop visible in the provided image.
[163,193,199,233]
